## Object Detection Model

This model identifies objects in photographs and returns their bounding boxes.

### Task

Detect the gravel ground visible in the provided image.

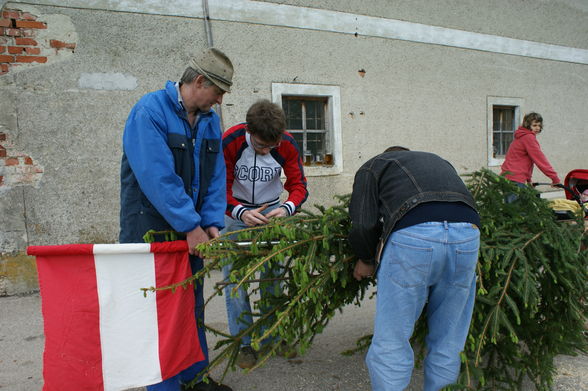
[1,270,586,391]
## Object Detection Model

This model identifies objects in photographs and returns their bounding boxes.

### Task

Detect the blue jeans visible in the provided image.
[505,181,527,203]
[222,205,281,347]
[366,222,480,391]
[146,256,209,390]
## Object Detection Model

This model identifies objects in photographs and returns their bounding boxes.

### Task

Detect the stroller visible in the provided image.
[534,169,588,220]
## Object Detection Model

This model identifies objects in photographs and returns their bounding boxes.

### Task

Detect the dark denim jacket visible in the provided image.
[348,150,477,263]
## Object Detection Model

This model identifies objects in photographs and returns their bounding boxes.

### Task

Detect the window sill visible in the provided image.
[488,157,505,167]
[302,164,342,177]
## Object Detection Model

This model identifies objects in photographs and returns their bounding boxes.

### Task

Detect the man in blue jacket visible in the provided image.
[120,47,233,391]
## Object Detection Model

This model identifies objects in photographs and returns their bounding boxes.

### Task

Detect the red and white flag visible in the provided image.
[27,241,203,391]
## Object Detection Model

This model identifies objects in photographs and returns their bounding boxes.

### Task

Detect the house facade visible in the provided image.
[1,0,586,293]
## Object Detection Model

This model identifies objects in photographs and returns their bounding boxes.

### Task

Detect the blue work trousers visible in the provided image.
[221,205,281,347]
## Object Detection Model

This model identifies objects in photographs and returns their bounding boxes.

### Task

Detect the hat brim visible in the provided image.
[191,62,231,93]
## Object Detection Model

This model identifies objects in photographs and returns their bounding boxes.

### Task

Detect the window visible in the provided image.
[487,97,523,167]
[493,106,515,157]
[272,83,342,176]
[282,97,329,165]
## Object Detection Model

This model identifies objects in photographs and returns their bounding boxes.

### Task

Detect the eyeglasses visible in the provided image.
[250,135,281,150]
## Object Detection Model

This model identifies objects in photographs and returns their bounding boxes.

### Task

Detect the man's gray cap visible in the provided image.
[189,47,234,92]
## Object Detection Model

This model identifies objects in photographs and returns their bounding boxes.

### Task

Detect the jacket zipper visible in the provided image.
[252,152,257,204]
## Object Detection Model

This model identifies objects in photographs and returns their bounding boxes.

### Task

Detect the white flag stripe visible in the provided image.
[94,243,151,255]
[94,251,162,391]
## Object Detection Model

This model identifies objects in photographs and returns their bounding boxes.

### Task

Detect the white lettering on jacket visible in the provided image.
[235,165,282,182]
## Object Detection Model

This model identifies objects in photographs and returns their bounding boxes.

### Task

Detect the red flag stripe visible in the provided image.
[153,245,203,379]
[150,240,189,253]
[28,243,94,256]
[35,245,104,391]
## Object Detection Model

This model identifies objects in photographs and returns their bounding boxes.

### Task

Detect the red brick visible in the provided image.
[5,28,21,37]
[3,10,21,19]
[5,157,19,166]
[8,46,23,54]
[0,54,14,62]
[15,21,46,29]
[50,39,76,50]
[24,47,40,55]
[0,133,6,141]
[24,156,33,165]
[15,37,37,45]
[20,12,37,21]
[49,39,65,48]
[0,27,4,36]
[0,46,5,53]
[0,175,4,185]
[1,63,9,72]
[0,147,6,157]
[15,55,46,63]
[0,19,11,27]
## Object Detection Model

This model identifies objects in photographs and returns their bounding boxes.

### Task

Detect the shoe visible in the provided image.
[236,346,258,369]
[182,377,233,391]
[276,341,297,359]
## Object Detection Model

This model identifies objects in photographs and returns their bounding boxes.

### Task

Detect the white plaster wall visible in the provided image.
[0,0,586,252]
[262,0,588,50]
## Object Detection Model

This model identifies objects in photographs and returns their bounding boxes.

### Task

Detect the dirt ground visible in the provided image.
[1,270,586,391]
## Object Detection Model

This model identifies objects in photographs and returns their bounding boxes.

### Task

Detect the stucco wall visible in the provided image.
[0,0,586,292]
[266,0,588,50]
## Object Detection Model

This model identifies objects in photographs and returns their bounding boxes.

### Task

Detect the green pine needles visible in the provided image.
[144,169,587,390]
[196,194,374,380]
[455,169,587,390]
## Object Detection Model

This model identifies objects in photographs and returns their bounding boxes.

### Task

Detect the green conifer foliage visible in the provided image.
[452,170,587,390]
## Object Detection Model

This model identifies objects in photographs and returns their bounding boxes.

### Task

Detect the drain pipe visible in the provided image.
[202,0,214,47]
[201,0,226,130]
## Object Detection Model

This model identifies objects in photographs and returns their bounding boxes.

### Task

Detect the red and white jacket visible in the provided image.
[222,123,308,221]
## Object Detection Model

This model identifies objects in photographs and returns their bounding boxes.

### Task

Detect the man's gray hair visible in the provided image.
[179,67,214,86]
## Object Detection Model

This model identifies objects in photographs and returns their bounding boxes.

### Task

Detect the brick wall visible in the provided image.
[0,7,76,75]
[0,132,43,188]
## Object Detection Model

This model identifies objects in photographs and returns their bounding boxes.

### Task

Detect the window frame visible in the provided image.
[487,96,524,167]
[272,83,342,176]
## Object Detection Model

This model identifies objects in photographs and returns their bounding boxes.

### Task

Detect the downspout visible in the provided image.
[201,0,225,131]
[202,0,214,48]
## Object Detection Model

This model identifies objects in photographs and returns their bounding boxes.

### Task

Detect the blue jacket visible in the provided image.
[119,81,226,243]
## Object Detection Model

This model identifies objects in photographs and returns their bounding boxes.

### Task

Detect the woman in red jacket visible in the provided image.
[501,112,561,189]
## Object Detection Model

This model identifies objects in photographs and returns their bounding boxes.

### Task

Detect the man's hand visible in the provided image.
[205,226,220,239]
[241,205,269,227]
[186,226,209,257]
[265,206,287,219]
[353,260,375,281]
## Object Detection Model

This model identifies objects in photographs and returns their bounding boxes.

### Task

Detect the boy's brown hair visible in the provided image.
[246,99,286,143]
